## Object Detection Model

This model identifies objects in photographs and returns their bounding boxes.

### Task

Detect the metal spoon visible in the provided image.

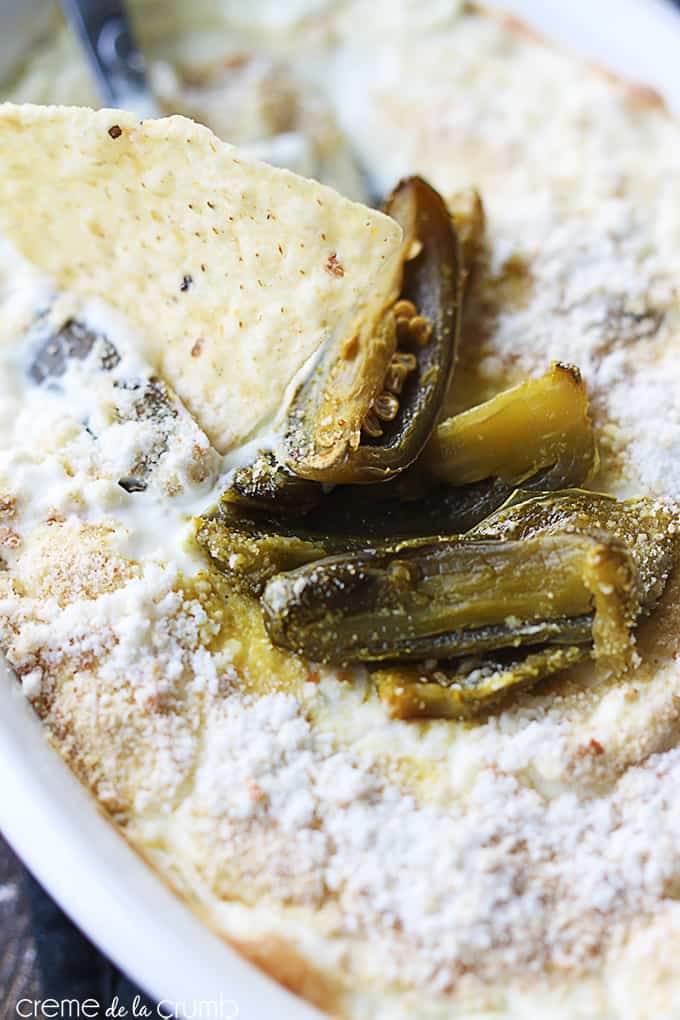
[59,1,373,197]
[58,0,160,117]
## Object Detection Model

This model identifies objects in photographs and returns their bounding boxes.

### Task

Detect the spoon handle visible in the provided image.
[59,0,160,117]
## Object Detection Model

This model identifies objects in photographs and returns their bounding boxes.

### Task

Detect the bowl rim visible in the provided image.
[0,664,326,1020]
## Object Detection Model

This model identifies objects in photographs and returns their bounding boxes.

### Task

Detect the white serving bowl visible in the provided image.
[1,2,679,1017]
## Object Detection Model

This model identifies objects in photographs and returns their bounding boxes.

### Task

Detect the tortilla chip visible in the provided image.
[0,103,403,451]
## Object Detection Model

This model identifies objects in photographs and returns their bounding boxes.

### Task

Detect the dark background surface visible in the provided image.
[3,0,680,1016]
[0,843,40,1011]
[0,839,158,1015]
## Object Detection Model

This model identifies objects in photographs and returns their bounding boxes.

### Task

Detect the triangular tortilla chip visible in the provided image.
[0,103,402,451]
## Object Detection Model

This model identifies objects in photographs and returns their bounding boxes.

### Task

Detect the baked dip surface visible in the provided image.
[2,5,680,1018]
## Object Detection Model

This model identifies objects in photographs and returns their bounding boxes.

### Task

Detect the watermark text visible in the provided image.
[15,995,239,1019]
